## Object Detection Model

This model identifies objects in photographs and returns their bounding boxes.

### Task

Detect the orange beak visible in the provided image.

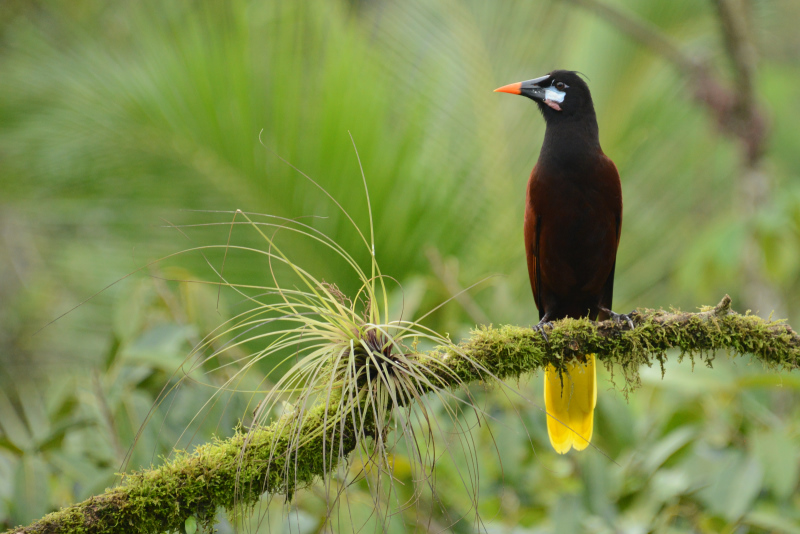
[494,82,522,95]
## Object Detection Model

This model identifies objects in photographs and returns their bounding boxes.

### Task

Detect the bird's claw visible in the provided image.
[601,307,637,330]
[533,320,555,342]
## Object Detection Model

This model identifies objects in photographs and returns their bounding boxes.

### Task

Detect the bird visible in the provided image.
[495,70,629,453]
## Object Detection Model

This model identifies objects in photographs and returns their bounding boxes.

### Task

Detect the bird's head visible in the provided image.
[494,70,594,122]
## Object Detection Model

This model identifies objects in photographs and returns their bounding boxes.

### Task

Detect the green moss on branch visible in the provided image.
[8,296,799,534]
[8,400,359,534]
[439,295,799,395]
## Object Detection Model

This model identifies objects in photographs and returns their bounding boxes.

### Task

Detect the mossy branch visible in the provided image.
[437,295,799,395]
[8,296,799,534]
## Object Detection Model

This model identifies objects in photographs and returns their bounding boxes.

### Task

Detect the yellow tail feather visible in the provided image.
[544,354,597,453]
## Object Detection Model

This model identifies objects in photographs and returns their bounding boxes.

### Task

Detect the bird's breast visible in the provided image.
[527,163,621,297]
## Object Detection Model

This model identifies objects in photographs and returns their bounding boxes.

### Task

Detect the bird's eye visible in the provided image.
[555,81,567,90]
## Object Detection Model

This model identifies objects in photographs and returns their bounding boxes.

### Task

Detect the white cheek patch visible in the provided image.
[543,87,566,111]
[544,87,566,103]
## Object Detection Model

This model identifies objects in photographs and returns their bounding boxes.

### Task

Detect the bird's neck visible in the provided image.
[539,115,602,169]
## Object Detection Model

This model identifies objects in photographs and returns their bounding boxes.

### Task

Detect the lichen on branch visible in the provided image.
[7,296,799,534]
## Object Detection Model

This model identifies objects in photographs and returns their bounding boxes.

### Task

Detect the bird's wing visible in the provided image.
[610,158,623,246]
[598,259,616,320]
[524,175,544,318]
[598,156,623,319]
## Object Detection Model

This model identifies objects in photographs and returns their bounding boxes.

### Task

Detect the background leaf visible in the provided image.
[2,0,800,531]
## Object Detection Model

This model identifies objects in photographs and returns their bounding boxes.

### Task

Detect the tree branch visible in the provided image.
[565,0,704,76]
[8,297,799,534]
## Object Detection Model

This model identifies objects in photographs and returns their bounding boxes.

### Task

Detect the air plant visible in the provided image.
[143,137,503,531]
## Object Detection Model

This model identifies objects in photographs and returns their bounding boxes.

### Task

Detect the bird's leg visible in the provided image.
[533,313,555,342]
[600,307,637,329]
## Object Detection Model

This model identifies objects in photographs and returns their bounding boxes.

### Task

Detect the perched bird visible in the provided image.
[495,70,628,453]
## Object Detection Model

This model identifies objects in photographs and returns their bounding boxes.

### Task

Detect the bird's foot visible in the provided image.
[533,320,555,342]
[601,307,637,330]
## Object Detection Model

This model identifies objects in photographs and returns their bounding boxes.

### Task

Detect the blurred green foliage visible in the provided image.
[1,0,799,531]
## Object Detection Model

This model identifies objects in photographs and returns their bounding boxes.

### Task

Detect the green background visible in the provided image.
[1,0,799,532]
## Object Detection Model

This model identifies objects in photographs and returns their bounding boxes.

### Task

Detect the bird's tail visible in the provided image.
[544,354,597,453]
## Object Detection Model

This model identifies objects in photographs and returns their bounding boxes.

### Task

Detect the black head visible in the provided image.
[495,70,596,124]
